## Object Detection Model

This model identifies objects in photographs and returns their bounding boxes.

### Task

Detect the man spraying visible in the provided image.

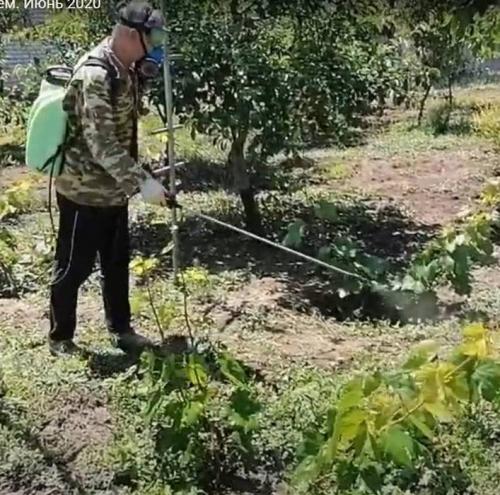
[48,1,171,356]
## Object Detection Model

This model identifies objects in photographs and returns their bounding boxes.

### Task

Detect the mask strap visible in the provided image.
[138,31,149,57]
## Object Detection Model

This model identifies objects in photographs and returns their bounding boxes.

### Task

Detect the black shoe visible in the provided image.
[48,339,80,357]
[111,329,154,354]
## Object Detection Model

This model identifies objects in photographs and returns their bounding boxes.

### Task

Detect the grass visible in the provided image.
[322,161,354,181]
[1,83,500,494]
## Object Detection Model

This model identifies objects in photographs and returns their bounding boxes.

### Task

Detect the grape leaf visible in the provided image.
[423,401,454,422]
[463,322,487,340]
[336,460,359,490]
[338,408,366,443]
[382,425,415,467]
[407,413,434,440]
[362,372,382,396]
[314,201,338,221]
[472,360,500,401]
[403,340,440,370]
[230,387,262,423]
[218,352,248,386]
[360,464,383,493]
[181,400,205,426]
[186,357,208,388]
[338,378,364,412]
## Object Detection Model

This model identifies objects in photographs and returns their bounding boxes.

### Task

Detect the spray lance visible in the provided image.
[158,189,371,284]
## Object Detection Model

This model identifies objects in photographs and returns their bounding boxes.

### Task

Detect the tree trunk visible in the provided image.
[417,83,432,126]
[447,76,453,108]
[228,130,262,234]
[444,76,453,130]
[377,89,385,117]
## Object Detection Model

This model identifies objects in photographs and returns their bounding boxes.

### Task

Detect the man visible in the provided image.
[49,1,171,356]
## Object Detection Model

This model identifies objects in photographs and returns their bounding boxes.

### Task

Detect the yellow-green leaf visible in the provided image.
[186,359,208,388]
[407,414,434,440]
[337,388,364,413]
[463,322,487,340]
[362,372,382,396]
[423,401,454,422]
[446,373,470,402]
[338,409,367,443]
[467,339,489,358]
[181,400,205,426]
[403,340,440,370]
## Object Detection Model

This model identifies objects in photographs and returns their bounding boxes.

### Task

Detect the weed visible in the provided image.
[473,105,500,147]
[111,343,263,493]
[323,161,353,181]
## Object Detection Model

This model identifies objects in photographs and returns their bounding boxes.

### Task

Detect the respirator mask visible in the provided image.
[136,27,165,80]
[119,5,167,81]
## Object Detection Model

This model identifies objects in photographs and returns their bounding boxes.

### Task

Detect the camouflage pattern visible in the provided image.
[55,38,150,206]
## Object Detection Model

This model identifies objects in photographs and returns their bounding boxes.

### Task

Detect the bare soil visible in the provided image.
[338,148,499,225]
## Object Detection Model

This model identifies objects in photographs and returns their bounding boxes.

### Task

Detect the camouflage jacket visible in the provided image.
[55,38,150,207]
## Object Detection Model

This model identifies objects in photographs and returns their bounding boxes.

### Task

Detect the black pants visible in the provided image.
[49,193,131,341]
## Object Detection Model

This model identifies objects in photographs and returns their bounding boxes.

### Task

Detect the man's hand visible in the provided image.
[140,177,167,205]
[139,177,180,209]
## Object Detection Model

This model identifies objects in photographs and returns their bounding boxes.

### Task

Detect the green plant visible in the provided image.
[0,179,37,295]
[473,104,500,146]
[124,344,262,491]
[291,322,500,493]
[178,266,212,295]
[0,229,18,296]
[130,254,178,342]
[18,9,113,65]
[139,114,224,164]
[282,200,388,298]
[151,0,413,232]
[402,2,499,125]
[284,180,500,307]
[427,101,454,135]
[0,179,36,219]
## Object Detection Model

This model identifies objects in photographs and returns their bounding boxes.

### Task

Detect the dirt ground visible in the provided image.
[336,147,499,226]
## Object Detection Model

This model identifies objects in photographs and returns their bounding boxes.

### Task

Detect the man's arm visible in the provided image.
[78,66,149,196]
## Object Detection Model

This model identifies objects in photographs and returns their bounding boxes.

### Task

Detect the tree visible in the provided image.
[397,1,500,125]
[152,0,407,232]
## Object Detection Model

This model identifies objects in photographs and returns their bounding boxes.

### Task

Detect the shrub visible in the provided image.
[427,101,475,136]
[427,102,454,135]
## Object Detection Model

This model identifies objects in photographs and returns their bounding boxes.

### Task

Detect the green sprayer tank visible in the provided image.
[25,66,73,176]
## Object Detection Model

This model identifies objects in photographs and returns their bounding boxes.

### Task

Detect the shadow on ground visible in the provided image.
[84,349,139,378]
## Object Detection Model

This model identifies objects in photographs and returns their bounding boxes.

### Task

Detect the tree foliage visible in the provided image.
[151,0,415,230]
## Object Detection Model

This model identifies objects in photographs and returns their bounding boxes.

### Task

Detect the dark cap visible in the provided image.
[119,1,166,32]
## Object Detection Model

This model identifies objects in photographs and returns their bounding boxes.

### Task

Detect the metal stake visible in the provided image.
[161,1,180,277]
